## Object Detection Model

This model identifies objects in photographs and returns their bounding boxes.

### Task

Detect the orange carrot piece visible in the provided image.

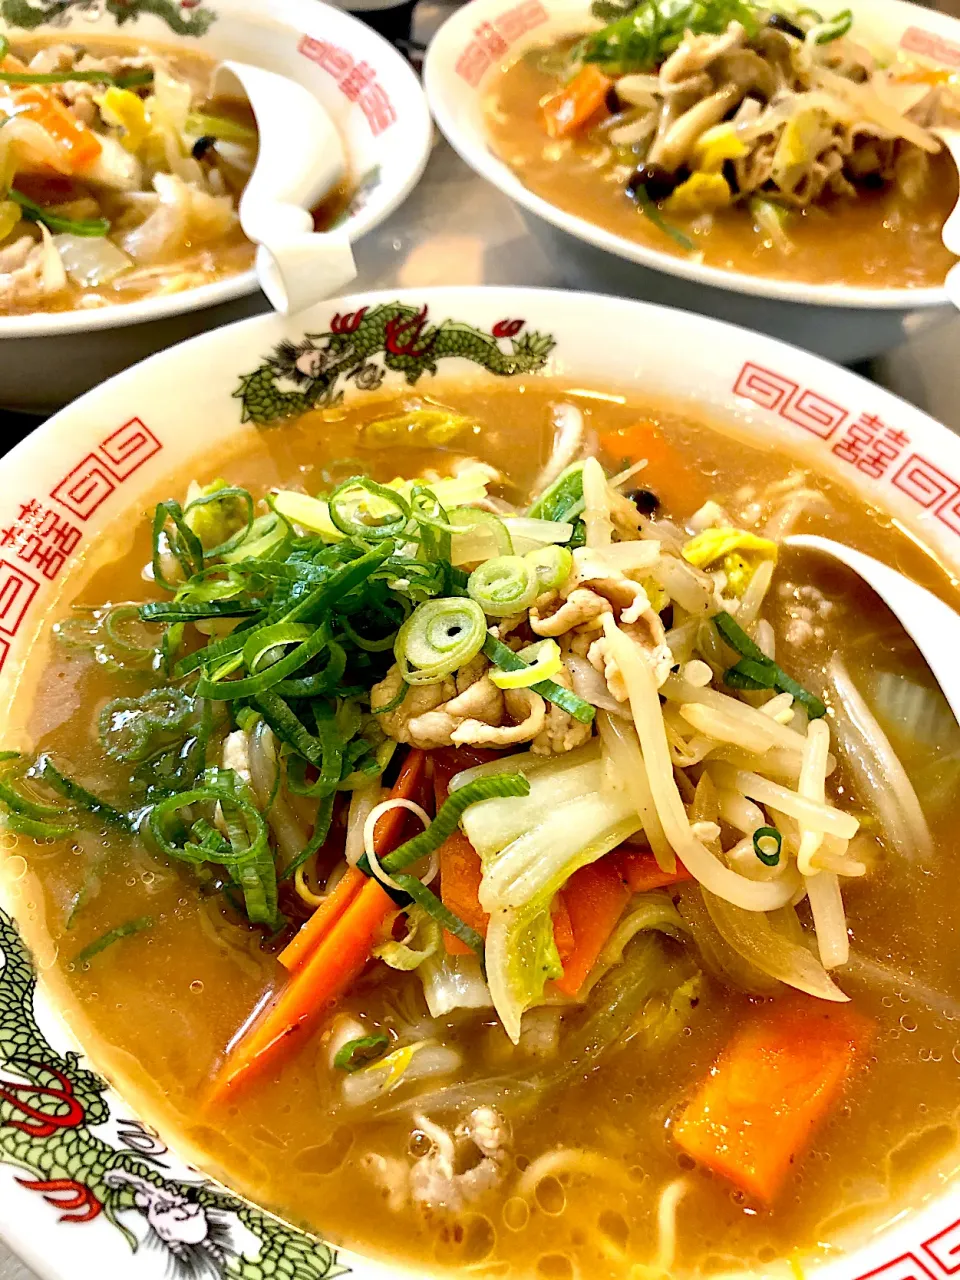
[613,847,693,894]
[277,748,426,973]
[551,894,575,964]
[440,829,487,955]
[277,866,365,973]
[553,857,631,998]
[542,65,612,139]
[673,997,874,1203]
[212,877,395,1100]
[598,421,710,511]
[2,58,102,173]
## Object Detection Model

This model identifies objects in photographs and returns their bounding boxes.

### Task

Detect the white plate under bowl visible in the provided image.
[0,0,432,414]
[424,0,960,363]
[1,286,960,1280]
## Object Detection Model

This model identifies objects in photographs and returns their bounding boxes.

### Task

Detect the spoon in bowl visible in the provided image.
[213,60,357,315]
[784,533,960,725]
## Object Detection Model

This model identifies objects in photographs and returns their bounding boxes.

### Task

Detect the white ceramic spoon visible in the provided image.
[213,60,356,315]
[785,533,960,724]
[933,128,960,311]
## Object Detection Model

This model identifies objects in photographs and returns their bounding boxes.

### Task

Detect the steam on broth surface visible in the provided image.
[0,36,351,315]
[484,2,960,288]
[6,381,960,1279]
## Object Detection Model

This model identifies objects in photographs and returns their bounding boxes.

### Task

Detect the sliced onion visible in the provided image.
[468,555,539,617]
[504,516,574,553]
[702,889,848,1001]
[54,232,132,287]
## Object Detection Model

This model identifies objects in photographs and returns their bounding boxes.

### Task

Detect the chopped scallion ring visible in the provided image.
[394,597,486,685]
[525,544,573,592]
[333,1032,390,1072]
[467,555,540,617]
[753,826,782,867]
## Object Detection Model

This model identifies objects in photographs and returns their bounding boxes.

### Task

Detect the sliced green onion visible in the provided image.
[714,611,826,719]
[526,544,573,592]
[753,826,782,867]
[634,183,695,252]
[75,915,154,966]
[286,702,342,798]
[183,485,255,558]
[372,679,409,716]
[448,507,513,565]
[394,597,486,686]
[221,511,291,563]
[185,111,258,143]
[0,65,153,86]
[489,639,562,689]
[9,189,109,237]
[482,634,595,724]
[151,499,205,591]
[140,599,259,622]
[98,688,195,762]
[372,773,530,877]
[255,692,326,768]
[391,873,485,960]
[197,623,331,700]
[468,555,539,617]
[281,791,335,879]
[35,756,132,831]
[328,477,411,542]
[334,1032,389,1072]
[813,8,853,42]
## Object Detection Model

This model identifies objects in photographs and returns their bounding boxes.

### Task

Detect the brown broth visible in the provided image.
[485,51,959,289]
[6,382,960,1278]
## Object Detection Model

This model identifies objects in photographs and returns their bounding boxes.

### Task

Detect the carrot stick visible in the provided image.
[277,866,365,972]
[278,749,427,973]
[440,829,487,955]
[551,894,575,964]
[673,996,874,1202]
[612,847,693,894]
[553,857,631,997]
[211,750,429,1098]
[212,877,395,1099]
[542,65,612,139]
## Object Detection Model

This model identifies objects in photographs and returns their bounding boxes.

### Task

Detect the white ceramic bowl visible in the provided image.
[2,285,960,1280]
[0,0,432,414]
[424,0,960,364]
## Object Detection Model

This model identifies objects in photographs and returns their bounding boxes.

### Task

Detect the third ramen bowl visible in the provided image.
[1,286,959,1280]
[425,0,960,363]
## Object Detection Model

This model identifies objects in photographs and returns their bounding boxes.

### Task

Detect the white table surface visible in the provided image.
[3,6,960,1278]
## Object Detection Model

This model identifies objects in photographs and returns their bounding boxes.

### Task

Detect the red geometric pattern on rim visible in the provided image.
[855,1254,938,1280]
[934,489,960,537]
[733,361,797,411]
[900,25,960,68]
[0,560,39,637]
[892,454,959,510]
[780,387,848,440]
[0,636,8,674]
[97,418,161,480]
[49,454,117,521]
[455,0,548,86]
[924,1219,960,1274]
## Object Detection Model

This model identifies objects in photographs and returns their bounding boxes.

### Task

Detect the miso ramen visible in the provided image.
[485,1,960,287]
[5,382,960,1279]
[0,36,351,315]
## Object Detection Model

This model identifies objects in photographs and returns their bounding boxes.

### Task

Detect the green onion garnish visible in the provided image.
[468,554,540,617]
[394,597,487,686]
[9,189,109,238]
[713,611,826,719]
[0,66,153,87]
[75,915,155,966]
[334,1032,389,1072]
[753,826,782,866]
[633,183,695,253]
[482,634,596,724]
